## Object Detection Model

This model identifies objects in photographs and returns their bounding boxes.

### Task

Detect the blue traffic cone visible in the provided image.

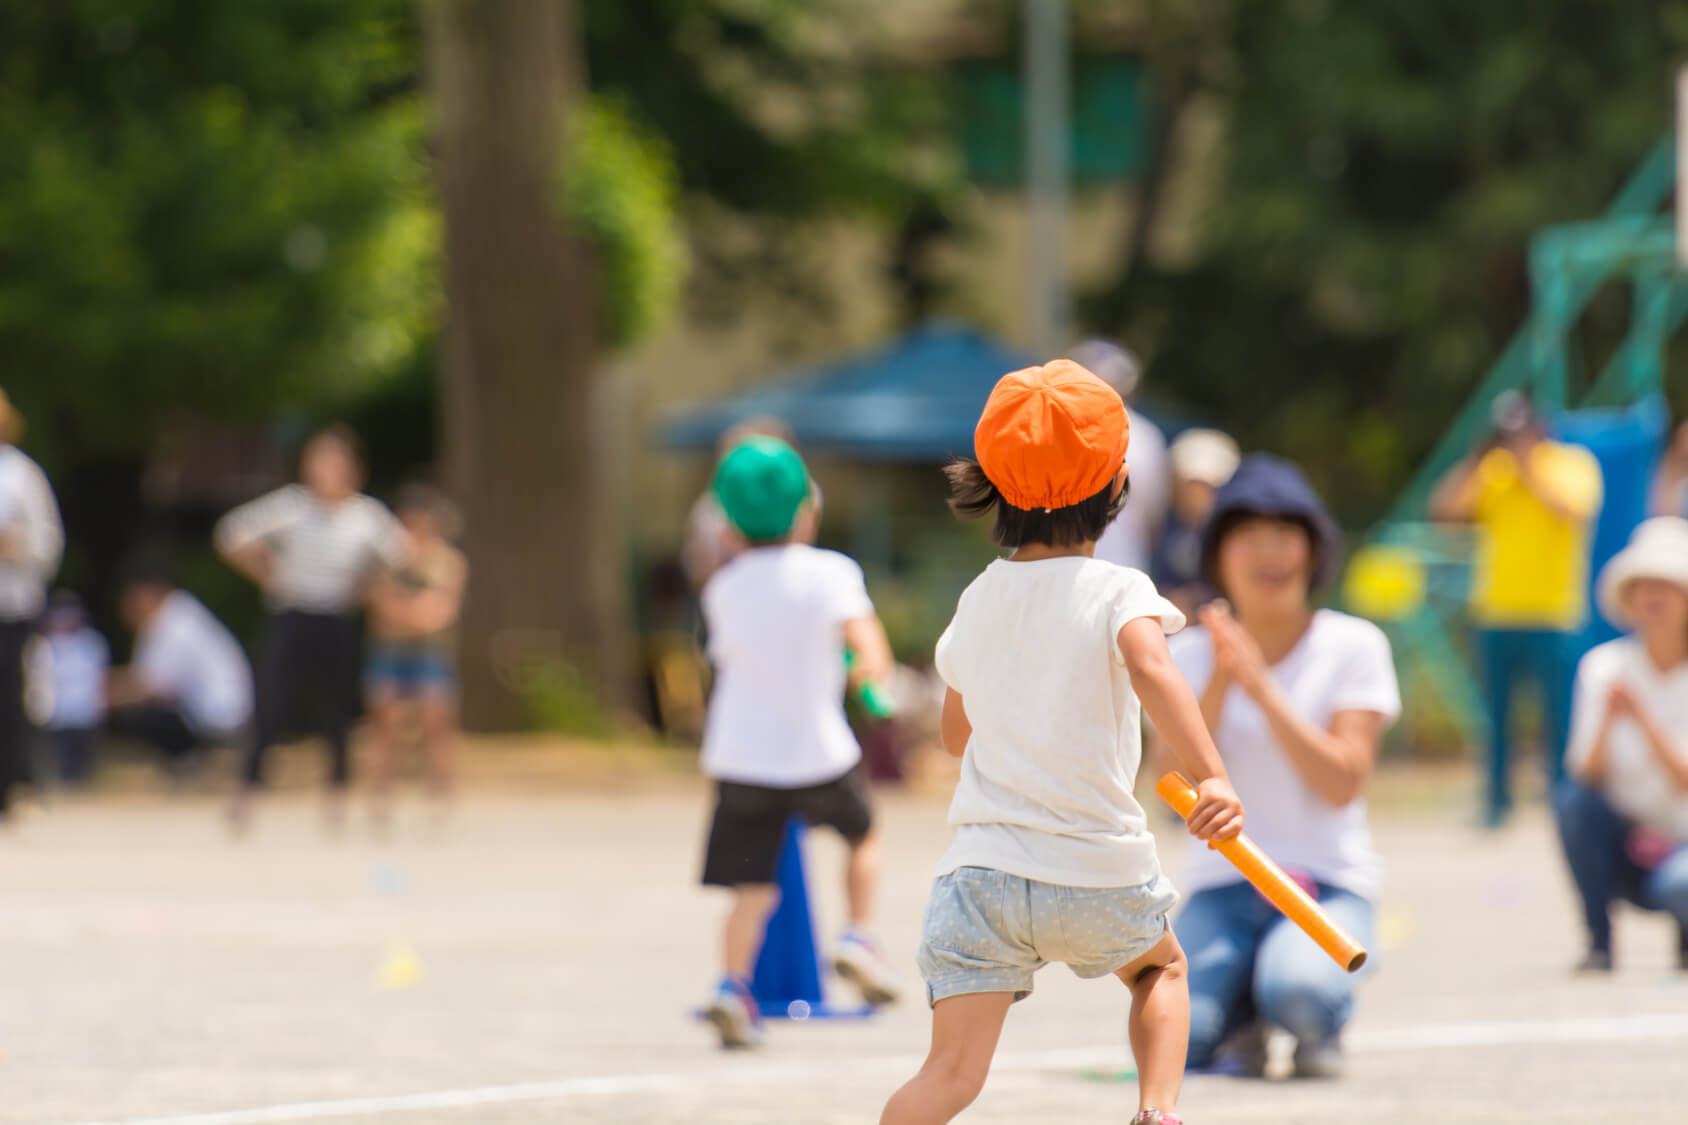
[750,817,874,1020]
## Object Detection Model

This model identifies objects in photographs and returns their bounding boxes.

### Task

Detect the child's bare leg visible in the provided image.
[881,992,1013,1125]
[418,694,457,805]
[365,692,403,825]
[1116,931,1189,1117]
[724,884,780,978]
[845,825,883,928]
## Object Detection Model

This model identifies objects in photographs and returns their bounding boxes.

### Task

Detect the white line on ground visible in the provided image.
[63,1012,1688,1125]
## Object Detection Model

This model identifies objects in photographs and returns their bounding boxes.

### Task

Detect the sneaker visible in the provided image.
[1291,1037,1345,1079]
[1208,1022,1268,1077]
[1574,948,1614,974]
[1131,1110,1183,1125]
[705,975,762,1049]
[831,929,901,1006]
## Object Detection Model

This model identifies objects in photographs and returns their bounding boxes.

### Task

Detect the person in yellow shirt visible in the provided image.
[1433,392,1604,825]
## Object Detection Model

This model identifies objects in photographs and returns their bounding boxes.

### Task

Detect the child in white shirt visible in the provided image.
[698,436,901,1048]
[31,591,108,785]
[881,361,1244,1125]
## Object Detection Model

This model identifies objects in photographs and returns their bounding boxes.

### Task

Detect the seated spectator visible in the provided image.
[106,557,254,774]
[1555,517,1688,973]
[1169,455,1400,1079]
[1650,420,1688,518]
[1151,428,1240,616]
[28,591,108,785]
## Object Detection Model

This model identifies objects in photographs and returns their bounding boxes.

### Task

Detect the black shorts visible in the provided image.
[701,768,874,887]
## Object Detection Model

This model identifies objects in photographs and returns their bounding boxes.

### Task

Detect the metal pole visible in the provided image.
[1024,0,1070,357]
[1677,66,1688,272]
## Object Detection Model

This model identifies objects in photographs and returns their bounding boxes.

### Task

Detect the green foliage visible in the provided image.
[558,99,687,351]
[521,659,618,741]
[1095,0,1688,523]
[581,0,955,328]
[0,0,435,469]
[0,0,948,473]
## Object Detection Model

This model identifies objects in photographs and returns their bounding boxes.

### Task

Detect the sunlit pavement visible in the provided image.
[3,769,1682,1124]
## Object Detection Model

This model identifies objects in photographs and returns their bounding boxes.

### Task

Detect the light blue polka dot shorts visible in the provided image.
[916,866,1179,1005]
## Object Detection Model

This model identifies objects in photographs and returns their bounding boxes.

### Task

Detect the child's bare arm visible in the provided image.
[1119,616,1244,841]
[940,688,971,758]
[842,614,894,688]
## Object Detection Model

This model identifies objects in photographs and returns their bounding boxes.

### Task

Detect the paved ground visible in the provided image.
[3,765,1684,1124]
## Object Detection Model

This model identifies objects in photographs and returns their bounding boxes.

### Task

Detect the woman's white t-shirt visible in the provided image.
[1565,638,1688,839]
[934,558,1185,888]
[1168,610,1400,901]
[701,545,874,788]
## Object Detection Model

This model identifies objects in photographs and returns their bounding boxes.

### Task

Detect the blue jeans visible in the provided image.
[1480,627,1576,822]
[1553,780,1688,954]
[1175,881,1375,1066]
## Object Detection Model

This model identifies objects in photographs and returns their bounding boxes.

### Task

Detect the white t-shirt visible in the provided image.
[0,446,64,621]
[135,591,255,735]
[215,485,407,614]
[1094,410,1169,572]
[1168,610,1400,900]
[1566,639,1688,839]
[933,558,1185,888]
[700,545,874,787]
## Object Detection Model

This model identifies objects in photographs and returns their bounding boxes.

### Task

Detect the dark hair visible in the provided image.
[47,588,84,614]
[393,480,462,539]
[945,459,1127,548]
[117,550,176,593]
[1201,510,1325,599]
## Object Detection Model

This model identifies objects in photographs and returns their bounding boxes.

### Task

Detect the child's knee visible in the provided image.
[921,1054,989,1112]
[732,884,781,915]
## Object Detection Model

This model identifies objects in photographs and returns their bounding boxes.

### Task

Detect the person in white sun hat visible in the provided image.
[1152,429,1241,618]
[1555,516,1688,974]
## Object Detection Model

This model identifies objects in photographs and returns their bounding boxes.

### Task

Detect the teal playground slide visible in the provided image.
[1346,135,1686,755]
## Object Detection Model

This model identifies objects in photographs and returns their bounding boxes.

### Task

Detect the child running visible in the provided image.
[698,435,902,1048]
[881,361,1245,1125]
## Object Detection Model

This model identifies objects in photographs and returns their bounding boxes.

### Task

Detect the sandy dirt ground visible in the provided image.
[3,755,1683,1124]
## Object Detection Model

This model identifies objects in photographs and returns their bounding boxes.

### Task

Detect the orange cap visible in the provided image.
[973,360,1130,510]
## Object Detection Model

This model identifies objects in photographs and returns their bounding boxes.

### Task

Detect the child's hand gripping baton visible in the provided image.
[1156,772,1368,973]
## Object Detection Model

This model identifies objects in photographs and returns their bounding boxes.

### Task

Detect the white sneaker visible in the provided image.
[1292,1036,1345,1079]
[831,929,901,1006]
[705,976,763,1049]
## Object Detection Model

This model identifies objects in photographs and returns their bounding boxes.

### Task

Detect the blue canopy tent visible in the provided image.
[660,323,1036,461]
[659,323,1196,573]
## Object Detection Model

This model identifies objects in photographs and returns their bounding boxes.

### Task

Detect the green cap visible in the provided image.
[712,435,811,542]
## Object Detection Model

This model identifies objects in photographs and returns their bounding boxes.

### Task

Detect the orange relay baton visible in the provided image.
[1156,772,1368,973]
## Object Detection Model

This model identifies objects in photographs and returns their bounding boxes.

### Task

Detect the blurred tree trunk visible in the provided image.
[421,0,629,729]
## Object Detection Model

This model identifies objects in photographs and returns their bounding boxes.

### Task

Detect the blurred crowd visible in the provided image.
[0,334,1684,1021]
[1,404,467,834]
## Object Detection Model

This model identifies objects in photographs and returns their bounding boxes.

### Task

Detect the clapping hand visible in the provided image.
[1606,683,1640,721]
[1201,601,1271,700]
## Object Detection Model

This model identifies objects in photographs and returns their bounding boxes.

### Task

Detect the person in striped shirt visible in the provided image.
[215,425,406,832]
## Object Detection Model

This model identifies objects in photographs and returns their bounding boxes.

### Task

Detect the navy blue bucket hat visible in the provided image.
[1199,453,1342,593]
